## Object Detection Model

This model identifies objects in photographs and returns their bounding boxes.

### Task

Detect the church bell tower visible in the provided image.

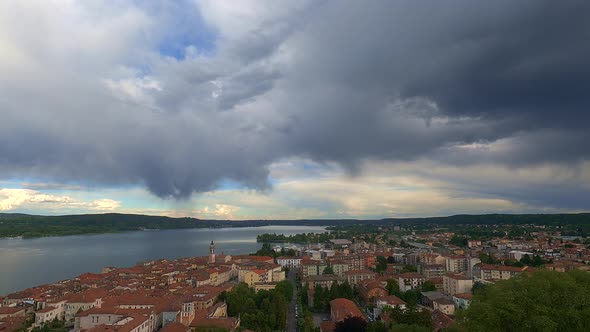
[209,240,215,264]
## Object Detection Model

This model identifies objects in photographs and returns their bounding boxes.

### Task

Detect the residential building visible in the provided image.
[374,295,406,318]
[276,257,302,269]
[356,280,387,303]
[397,273,425,292]
[418,264,446,278]
[345,270,376,285]
[442,274,473,296]
[330,261,350,277]
[0,308,26,320]
[303,275,345,291]
[300,260,327,278]
[433,297,455,316]
[420,291,447,309]
[444,256,468,273]
[479,264,530,280]
[452,293,473,309]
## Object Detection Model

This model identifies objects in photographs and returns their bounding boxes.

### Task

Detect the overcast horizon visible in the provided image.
[1,1,590,220]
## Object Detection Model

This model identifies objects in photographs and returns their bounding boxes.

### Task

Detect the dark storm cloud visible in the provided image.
[277,0,590,166]
[0,0,589,202]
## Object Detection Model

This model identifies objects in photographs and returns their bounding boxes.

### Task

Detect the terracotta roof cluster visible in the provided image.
[85,314,148,332]
[432,309,454,330]
[0,316,27,332]
[0,308,25,315]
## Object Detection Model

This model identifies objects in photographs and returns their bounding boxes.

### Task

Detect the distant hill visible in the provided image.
[0,213,33,219]
[0,213,205,238]
[380,213,590,226]
[1,212,589,238]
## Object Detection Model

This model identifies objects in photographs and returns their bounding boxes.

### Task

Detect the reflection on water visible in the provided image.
[0,226,326,295]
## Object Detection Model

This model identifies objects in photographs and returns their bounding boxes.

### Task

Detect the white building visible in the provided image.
[276,257,302,269]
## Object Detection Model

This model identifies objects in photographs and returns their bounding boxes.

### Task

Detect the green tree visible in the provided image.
[300,284,309,307]
[461,270,590,331]
[376,256,387,274]
[323,265,334,274]
[386,279,400,296]
[386,306,432,328]
[367,321,388,332]
[271,292,288,330]
[520,254,532,266]
[224,281,291,331]
[314,285,329,311]
[450,235,468,247]
[479,253,497,264]
[532,255,546,267]
[471,281,487,295]
[401,265,418,273]
[254,243,276,257]
[329,282,354,301]
[275,280,294,301]
[390,324,431,332]
[421,281,436,292]
[400,289,420,307]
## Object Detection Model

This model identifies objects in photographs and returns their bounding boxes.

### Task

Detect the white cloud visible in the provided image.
[0,189,120,212]
[89,199,121,211]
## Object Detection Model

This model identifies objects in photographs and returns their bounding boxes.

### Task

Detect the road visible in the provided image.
[286,269,298,332]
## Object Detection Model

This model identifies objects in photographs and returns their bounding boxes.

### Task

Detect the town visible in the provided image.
[2,221,590,332]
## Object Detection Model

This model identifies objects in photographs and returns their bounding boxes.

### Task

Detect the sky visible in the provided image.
[1,0,589,219]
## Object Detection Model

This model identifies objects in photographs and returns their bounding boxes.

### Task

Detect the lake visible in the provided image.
[0,225,327,295]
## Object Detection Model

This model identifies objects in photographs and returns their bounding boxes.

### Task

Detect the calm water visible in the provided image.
[0,226,326,295]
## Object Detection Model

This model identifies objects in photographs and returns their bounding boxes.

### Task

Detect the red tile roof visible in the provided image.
[344,269,375,276]
[398,273,424,279]
[0,307,25,315]
[453,293,473,300]
[479,264,528,272]
[444,273,471,280]
[160,322,189,332]
[329,298,364,322]
[320,320,336,332]
[377,295,406,306]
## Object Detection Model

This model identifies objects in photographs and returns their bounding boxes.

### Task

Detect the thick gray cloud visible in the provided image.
[0,0,589,204]
[277,0,590,165]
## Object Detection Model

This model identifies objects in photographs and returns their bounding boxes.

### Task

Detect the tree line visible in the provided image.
[221,281,293,332]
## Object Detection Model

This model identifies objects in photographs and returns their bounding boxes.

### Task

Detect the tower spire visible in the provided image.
[209,240,215,264]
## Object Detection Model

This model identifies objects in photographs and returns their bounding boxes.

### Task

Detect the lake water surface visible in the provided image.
[0,225,326,295]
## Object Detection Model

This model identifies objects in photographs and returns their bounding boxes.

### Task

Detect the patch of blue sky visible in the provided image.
[0,179,23,189]
[301,162,321,171]
[158,28,217,60]
[267,177,280,186]
[216,179,247,191]
[149,0,218,60]
[1,177,84,191]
